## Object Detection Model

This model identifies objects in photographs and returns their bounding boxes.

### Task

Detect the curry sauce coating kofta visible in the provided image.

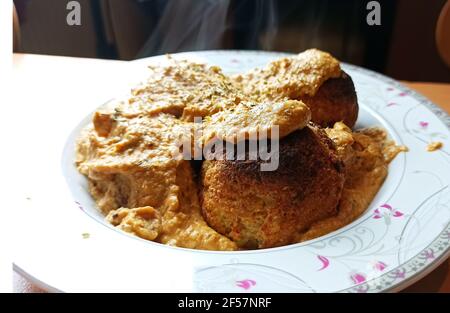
[76,50,406,250]
[233,49,358,128]
[200,124,345,249]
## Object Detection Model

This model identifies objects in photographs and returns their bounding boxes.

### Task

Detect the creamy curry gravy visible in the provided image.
[76,51,405,250]
[233,49,342,101]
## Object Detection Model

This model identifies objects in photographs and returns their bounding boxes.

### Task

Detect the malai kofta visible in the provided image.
[75,49,406,250]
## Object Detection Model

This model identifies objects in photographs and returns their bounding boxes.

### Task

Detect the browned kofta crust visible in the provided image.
[200,124,345,249]
[298,71,358,128]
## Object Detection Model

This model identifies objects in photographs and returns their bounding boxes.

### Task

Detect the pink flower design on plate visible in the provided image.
[421,249,435,260]
[391,268,406,280]
[236,279,256,290]
[381,203,392,210]
[386,87,394,91]
[317,255,330,271]
[373,203,403,219]
[373,208,383,219]
[350,272,366,285]
[398,92,407,97]
[419,121,429,129]
[386,102,397,107]
[373,261,387,271]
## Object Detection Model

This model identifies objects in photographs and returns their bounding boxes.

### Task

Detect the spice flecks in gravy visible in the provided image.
[76,54,406,250]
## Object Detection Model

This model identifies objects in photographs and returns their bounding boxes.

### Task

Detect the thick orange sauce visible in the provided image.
[76,54,405,250]
[296,123,405,242]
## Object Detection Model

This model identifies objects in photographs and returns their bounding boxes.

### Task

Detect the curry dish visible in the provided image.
[76,49,406,250]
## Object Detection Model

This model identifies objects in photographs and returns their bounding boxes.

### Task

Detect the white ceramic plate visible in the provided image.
[14,51,450,293]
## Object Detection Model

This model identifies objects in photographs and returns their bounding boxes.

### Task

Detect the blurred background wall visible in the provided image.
[13,0,450,82]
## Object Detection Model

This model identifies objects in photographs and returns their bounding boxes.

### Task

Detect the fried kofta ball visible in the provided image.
[200,124,345,249]
[298,71,358,128]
